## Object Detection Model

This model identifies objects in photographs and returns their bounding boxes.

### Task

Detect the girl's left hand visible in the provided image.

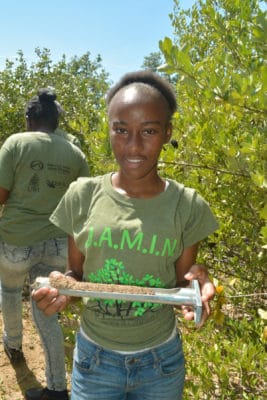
[181,264,215,327]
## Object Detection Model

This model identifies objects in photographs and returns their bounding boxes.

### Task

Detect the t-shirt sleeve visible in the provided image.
[50,177,91,242]
[0,142,14,190]
[79,157,90,177]
[181,190,219,248]
[49,180,78,237]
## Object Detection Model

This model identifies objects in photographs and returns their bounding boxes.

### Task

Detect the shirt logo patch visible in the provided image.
[28,174,40,192]
[46,180,67,189]
[30,160,44,170]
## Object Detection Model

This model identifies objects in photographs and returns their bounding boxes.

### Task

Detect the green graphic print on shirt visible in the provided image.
[86,258,164,318]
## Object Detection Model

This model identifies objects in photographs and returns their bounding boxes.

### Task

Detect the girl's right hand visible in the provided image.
[32,271,70,316]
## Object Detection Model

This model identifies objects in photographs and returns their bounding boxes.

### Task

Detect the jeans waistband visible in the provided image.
[76,328,182,367]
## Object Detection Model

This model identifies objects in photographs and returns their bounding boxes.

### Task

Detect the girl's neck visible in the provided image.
[111,173,166,199]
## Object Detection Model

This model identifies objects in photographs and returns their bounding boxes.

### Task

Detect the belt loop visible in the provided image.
[95,346,101,366]
[151,348,159,369]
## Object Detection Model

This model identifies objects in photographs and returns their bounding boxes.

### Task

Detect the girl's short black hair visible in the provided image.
[25,88,63,131]
[106,70,177,117]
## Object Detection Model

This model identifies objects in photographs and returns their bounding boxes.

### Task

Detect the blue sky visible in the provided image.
[0,0,195,83]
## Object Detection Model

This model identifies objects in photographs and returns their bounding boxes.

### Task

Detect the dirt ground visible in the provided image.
[0,299,72,400]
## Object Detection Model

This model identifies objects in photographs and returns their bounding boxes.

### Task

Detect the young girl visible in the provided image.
[33,71,218,400]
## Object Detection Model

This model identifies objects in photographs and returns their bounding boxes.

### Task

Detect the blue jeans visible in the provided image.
[71,330,185,400]
[0,238,67,391]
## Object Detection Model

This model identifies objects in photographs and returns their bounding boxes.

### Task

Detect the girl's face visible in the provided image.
[108,85,172,183]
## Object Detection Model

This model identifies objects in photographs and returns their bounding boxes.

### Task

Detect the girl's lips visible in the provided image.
[127,159,143,163]
[125,156,145,163]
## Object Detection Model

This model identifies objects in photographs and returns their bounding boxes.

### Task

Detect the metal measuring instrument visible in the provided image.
[33,277,202,325]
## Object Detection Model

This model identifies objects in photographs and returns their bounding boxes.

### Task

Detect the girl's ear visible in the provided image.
[164,122,173,144]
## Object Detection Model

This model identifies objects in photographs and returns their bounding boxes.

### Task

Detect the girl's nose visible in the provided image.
[127,132,142,150]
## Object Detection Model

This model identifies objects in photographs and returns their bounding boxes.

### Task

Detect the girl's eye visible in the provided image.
[115,128,127,134]
[143,129,155,135]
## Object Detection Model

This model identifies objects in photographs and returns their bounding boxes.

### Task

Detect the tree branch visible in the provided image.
[159,160,250,178]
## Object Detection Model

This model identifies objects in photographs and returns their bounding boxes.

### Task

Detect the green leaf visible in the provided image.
[250,172,267,188]
[159,37,173,56]
[258,308,267,320]
[260,225,267,240]
[259,204,267,220]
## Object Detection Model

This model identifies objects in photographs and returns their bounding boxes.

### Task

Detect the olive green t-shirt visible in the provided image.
[0,131,89,245]
[50,173,219,351]
[54,128,82,149]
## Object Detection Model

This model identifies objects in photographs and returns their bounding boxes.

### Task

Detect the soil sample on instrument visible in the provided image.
[49,274,155,295]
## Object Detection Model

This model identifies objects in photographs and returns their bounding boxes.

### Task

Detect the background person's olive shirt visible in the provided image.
[50,174,219,351]
[0,131,89,246]
[54,127,81,149]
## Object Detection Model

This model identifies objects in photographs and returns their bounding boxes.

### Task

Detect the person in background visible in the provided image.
[32,71,219,400]
[0,88,89,400]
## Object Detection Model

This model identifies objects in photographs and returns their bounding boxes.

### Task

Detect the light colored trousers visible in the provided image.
[0,238,67,391]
